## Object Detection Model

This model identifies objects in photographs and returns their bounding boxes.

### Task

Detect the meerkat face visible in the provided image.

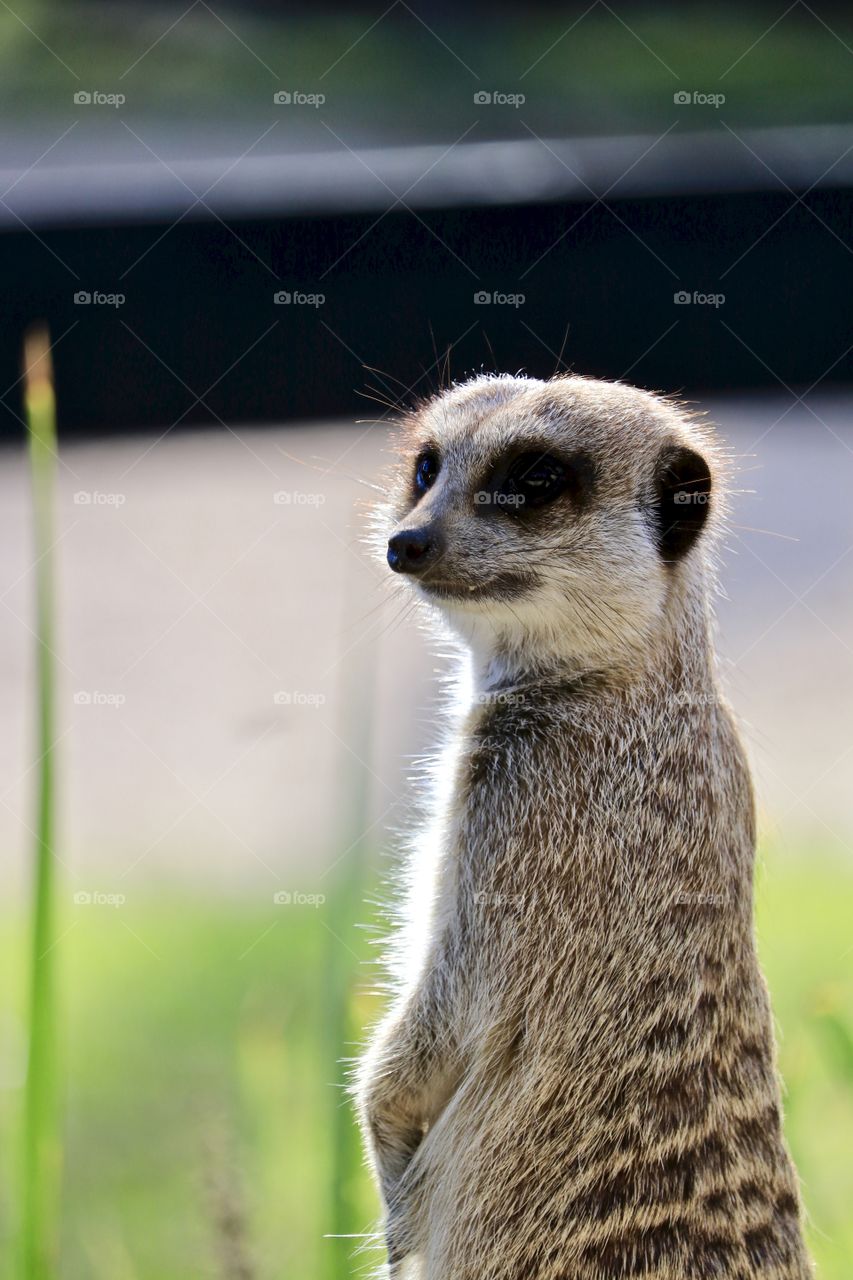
[381,374,718,674]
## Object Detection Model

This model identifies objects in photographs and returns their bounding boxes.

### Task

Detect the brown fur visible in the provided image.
[355,374,812,1280]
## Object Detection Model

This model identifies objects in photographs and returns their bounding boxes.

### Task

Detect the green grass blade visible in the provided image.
[321,596,378,1280]
[21,324,61,1280]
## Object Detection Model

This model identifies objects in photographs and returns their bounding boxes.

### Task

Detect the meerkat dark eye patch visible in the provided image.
[489,450,595,515]
[504,452,566,508]
[654,445,712,562]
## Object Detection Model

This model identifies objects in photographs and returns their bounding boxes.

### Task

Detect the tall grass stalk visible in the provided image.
[21,324,61,1280]
[321,583,378,1280]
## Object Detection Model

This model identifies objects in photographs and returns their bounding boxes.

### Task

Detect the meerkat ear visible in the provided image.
[653,445,712,562]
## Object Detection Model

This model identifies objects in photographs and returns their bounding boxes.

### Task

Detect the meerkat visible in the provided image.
[355,373,812,1280]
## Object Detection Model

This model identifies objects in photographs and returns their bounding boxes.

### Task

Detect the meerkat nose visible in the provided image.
[387,528,438,574]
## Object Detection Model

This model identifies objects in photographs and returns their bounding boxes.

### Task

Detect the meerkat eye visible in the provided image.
[502,452,567,510]
[414,451,440,494]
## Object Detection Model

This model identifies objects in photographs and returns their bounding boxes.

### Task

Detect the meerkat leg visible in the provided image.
[358,979,461,1270]
[360,1027,432,1270]
[362,1030,459,1190]
[359,1013,430,1201]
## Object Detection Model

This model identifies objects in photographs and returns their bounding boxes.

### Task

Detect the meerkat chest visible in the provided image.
[451,699,645,894]
[441,695,733,990]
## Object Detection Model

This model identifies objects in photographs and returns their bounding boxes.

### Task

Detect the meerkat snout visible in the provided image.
[387,527,442,575]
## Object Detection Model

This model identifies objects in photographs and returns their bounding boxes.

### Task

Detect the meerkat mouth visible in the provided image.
[417,570,536,602]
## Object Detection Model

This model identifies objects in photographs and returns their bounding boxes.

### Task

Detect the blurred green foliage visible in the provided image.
[0,887,382,1280]
[0,850,851,1278]
[1,2,853,139]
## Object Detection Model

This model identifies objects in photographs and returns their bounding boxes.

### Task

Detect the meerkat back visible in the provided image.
[356,373,812,1280]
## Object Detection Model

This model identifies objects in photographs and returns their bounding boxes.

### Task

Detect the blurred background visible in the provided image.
[1,1,852,1277]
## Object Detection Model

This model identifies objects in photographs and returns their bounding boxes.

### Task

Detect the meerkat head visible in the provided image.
[379,373,723,681]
